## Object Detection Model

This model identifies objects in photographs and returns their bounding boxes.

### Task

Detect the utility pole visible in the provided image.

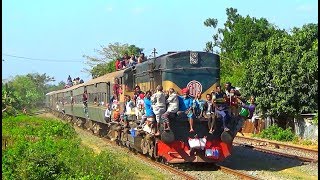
[152,48,158,58]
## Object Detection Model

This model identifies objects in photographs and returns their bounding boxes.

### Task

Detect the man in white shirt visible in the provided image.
[151,85,166,136]
[104,103,112,122]
[161,88,179,130]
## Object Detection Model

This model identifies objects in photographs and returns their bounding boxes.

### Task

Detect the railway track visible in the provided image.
[48,111,259,180]
[234,136,318,163]
[217,165,260,180]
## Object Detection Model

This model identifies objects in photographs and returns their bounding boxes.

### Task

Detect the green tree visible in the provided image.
[46,81,66,93]
[2,83,17,115]
[204,8,281,86]
[2,73,57,115]
[241,23,318,125]
[83,42,143,78]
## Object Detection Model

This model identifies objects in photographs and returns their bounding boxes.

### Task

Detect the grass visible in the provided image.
[2,115,169,180]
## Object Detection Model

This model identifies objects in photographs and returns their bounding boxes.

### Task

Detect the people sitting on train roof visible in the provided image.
[128,54,137,67]
[193,92,205,118]
[123,54,130,67]
[161,88,179,131]
[177,88,195,133]
[151,85,167,136]
[203,93,216,134]
[213,85,230,131]
[67,75,72,82]
[115,59,121,71]
[79,79,84,84]
[72,78,77,86]
[67,75,73,86]
[137,53,146,64]
[64,84,70,89]
[118,58,124,69]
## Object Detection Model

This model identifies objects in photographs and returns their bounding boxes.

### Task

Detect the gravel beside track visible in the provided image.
[219,144,318,180]
[234,136,318,162]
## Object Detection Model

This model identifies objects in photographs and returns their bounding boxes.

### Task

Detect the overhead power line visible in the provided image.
[2,53,84,62]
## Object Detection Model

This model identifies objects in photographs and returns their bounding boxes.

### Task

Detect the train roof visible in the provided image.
[82,69,125,86]
[46,69,125,95]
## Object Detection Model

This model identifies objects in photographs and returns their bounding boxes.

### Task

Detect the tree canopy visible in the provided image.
[204,8,282,86]
[204,8,318,123]
[241,23,318,120]
[2,73,64,116]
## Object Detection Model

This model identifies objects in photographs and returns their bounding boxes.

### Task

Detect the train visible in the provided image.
[45,51,240,163]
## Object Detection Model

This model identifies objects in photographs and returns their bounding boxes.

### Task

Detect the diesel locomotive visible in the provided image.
[45,51,240,163]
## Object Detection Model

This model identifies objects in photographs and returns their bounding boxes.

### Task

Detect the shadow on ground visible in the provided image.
[217,145,306,171]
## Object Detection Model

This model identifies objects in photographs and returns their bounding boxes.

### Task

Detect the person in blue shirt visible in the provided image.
[193,92,205,118]
[177,88,195,133]
[142,90,155,128]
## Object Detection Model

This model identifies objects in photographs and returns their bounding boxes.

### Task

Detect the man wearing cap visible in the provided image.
[177,87,195,133]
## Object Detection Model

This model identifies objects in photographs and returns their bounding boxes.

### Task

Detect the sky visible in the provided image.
[2,0,318,84]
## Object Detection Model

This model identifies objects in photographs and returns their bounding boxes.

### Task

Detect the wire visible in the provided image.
[2,53,84,62]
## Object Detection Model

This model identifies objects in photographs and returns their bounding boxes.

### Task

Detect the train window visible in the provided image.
[106,82,110,103]
[120,77,123,84]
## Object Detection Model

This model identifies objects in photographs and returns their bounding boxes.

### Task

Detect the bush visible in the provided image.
[257,124,296,142]
[312,112,318,125]
[2,115,133,180]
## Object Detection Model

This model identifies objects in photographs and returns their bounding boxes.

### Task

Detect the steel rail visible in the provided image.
[235,136,318,153]
[233,142,318,163]
[217,165,261,180]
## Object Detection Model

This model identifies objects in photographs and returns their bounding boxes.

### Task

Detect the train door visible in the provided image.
[148,61,162,90]
[70,90,74,120]
[148,62,156,90]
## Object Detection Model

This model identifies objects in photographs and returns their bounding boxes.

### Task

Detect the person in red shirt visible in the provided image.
[115,59,120,70]
[225,89,239,117]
